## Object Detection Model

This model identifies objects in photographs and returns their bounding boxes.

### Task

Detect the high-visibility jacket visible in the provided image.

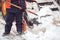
[6,0,26,12]
[5,0,26,12]
[6,0,11,8]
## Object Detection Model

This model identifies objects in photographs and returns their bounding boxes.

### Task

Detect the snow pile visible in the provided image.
[0,7,60,40]
[26,2,39,12]
[22,7,60,40]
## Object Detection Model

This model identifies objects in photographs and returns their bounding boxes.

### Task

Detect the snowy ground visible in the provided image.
[0,6,60,40]
[0,0,60,40]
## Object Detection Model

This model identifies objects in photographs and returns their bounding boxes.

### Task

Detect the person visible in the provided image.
[2,0,26,36]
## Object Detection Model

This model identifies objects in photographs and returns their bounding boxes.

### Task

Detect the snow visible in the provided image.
[23,7,60,40]
[0,1,60,40]
[35,0,52,3]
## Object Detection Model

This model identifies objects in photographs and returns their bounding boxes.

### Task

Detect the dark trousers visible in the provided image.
[5,10,23,33]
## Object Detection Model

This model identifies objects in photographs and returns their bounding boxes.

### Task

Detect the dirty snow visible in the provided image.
[0,0,60,40]
[0,6,60,40]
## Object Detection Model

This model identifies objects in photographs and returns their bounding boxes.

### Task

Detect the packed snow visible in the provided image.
[0,0,60,40]
[0,6,60,40]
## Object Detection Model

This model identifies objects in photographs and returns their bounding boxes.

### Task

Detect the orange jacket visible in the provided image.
[6,0,26,9]
[6,0,11,8]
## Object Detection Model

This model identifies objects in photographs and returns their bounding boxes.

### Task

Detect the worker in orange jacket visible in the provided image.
[2,0,26,36]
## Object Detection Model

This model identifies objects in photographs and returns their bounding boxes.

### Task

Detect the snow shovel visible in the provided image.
[6,2,38,16]
[6,2,38,33]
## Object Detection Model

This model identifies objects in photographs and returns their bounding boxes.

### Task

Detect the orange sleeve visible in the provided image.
[6,0,11,8]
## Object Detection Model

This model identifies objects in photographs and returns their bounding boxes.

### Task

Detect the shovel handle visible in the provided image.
[6,2,38,16]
